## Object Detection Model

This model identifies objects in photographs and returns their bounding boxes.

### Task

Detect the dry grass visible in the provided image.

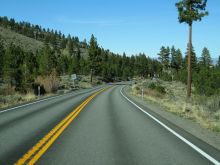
[59,75,102,90]
[0,92,36,109]
[22,92,36,101]
[131,79,220,132]
[35,70,60,93]
[79,81,92,89]
[78,75,103,88]
[0,74,104,110]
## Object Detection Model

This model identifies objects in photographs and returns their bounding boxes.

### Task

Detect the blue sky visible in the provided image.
[0,0,219,58]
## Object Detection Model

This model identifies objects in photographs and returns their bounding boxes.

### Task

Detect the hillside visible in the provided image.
[0,26,44,52]
[0,16,163,96]
[0,25,89,58]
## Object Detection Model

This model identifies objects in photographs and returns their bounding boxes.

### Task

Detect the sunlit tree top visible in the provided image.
[176,0,208,25]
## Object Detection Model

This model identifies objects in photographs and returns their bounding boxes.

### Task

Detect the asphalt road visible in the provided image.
[0,85,219,165]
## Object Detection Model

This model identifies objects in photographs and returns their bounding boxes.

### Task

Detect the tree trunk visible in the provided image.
[187,23,192,98]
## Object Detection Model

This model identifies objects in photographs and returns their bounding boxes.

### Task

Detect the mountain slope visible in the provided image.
[0,26,44,53]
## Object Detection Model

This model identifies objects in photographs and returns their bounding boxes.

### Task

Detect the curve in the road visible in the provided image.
[36,85,217,165]
[1,85,219,165]
[120,86,220,165]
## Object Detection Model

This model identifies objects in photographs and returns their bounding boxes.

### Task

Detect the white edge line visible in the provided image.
[120,86,220,165]
[0,94,67,114]
[0,86,103,114]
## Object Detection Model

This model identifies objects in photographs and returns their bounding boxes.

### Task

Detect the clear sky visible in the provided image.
[0,0,219,58]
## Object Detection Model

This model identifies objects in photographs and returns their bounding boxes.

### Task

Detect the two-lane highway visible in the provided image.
[0,86,105,164]
[0,85,219,165]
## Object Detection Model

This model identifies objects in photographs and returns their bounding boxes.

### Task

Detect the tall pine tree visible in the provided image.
[88,34,102,82]
[176,0,208,97]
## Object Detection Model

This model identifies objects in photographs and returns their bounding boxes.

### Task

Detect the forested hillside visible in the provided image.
[0,16,220,97]
[0,16,162,95]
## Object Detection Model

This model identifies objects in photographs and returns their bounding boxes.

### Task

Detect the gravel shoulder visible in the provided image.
[124,85,220,151]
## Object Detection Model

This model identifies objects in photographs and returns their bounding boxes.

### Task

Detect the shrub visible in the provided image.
[161,72,172,82]
[35,69,60,93]
[96,81,102,85]
[155,85,166,94]
[148,82,166,94]
[194,68,220,96]
[148,82,156,89]
[135,86,140,91]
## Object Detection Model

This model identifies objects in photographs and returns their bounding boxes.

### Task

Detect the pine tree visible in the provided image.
[12,45,25,90]
[37,46,50,75]
[176,0,208,97]
[158,46,170,71]
[67,35,73,55]
[48,49,58,71]
[75,47,81,73]
[200,47,212,68]
[59,34,65,48]
[2,45,13,91]
[67,56,76,75]
[88,34,102,82]
[0,39,5,77]
[135,54,149,78]
[171,46,183,81]
[1,44,25,89]
[217,56,220,68]
[79,57,88,75]
[184,43,197,71]
[175,49,183,72]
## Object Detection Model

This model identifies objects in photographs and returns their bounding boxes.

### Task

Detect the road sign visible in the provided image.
[71,74,77,80]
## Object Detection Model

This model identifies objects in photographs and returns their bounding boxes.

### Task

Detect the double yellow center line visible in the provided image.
[15,87,108,165]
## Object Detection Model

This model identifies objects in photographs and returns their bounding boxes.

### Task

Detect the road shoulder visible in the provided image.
[124,85,220,151]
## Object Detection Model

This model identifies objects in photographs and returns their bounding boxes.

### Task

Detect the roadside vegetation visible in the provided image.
[0,74,103,109]
[0,92,36,109]
[128,0,216,132]
[130,79,220,132]
[0,16,163,109]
